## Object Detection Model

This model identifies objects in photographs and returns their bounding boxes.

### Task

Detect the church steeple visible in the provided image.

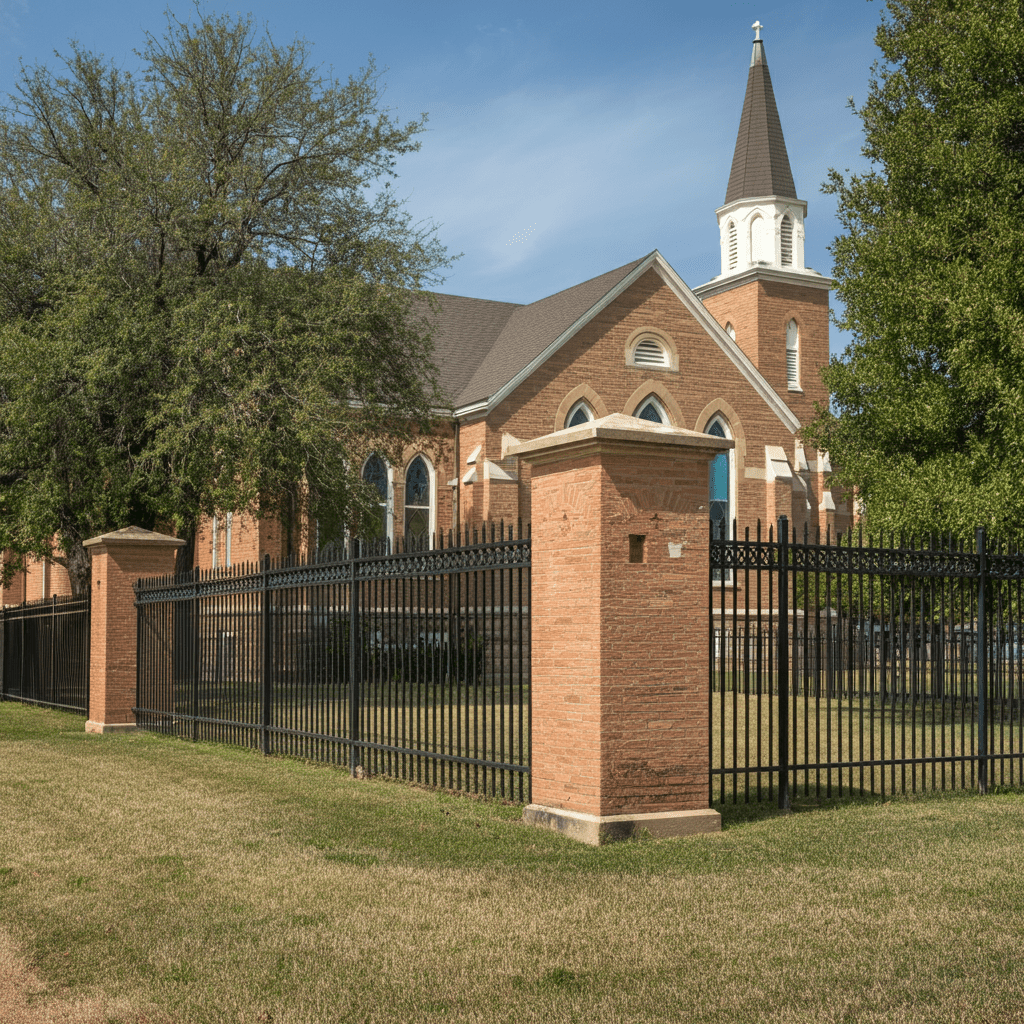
[693,21,831,414]
[724,23,797,204]
[708,22,811,280]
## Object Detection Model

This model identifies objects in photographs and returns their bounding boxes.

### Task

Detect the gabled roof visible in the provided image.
[428,257,646,409]
[724,37,797,204]
[424,251,801,434]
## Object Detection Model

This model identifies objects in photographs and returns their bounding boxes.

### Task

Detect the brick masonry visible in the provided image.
[513,419,728,829]
[84,528,184,733]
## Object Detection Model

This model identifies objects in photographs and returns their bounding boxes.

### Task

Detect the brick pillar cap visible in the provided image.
[83,526,185,550]
[506,412,733,465]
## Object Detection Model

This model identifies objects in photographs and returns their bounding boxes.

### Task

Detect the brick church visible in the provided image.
[3,25,850,600]
[304,23,851,560]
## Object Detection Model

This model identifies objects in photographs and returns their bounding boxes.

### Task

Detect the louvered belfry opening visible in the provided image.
[780,214,793,265]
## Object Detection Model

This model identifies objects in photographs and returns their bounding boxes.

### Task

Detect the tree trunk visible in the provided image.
[175,524,196,577]
[65,541,91,598]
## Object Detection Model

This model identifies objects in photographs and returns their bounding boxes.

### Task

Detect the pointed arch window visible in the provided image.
[707,418,730,542]
[780,214,793,265]
[786,319,800,389]
[725,322,736,342]
[404,455,431,549]
[634,396,667,424]
[362,453,390,540]
[728,221,738,270]
[565,400,593,428]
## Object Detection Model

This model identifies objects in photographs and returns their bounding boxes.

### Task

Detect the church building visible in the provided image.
[326,23,850,558]
[2,25,850,600]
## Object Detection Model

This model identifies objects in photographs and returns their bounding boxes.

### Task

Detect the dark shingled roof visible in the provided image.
[724,39,797,204]
[422,293,521,406]
[425,257,648,410]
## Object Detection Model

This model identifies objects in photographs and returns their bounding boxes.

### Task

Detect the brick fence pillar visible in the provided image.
[509,413,732,844]
[84,527,184,734]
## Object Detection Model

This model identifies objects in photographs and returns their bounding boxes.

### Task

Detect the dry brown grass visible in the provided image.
[4,702,1024,1023]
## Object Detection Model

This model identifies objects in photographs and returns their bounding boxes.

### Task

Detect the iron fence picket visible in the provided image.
[134,525,530,799]
[0,594,90,713]
[710,520,1024,804]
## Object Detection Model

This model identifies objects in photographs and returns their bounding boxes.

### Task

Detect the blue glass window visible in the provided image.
[708,419,729,540]
[635,398,664,423]
[566,401,592,428]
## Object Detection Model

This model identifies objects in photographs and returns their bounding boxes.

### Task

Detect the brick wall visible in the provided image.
[525,432,723,819]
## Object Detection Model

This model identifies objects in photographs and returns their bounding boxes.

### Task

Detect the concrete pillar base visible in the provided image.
[85,721,139,735]
[524,804,721,845]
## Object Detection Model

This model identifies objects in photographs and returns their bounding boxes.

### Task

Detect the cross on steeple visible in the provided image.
[752,20,763,41]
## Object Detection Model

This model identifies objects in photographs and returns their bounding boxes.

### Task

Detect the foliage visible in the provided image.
[0,11,452,594]
[806,0,1024,541]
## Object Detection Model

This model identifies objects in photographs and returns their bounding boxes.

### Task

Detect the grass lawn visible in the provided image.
[711,692,1024,805]
[4,703,1024,1023]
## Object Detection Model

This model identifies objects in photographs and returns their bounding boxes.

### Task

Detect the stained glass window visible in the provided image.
[565,400,593,428]
[362,454,389,539]
[405,456,430,548]
[635,398,665,423]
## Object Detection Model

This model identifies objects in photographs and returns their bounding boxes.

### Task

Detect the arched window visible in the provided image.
[725,322,736,342]
[565,400,593,428]
[786,319,800,389]
[362,453,389,540]
[707,418,730,541]
[750,214,767,263]
[728,221,738,270]
[780,214,793,265]
[404,455,431,549]
[634,396,667,424]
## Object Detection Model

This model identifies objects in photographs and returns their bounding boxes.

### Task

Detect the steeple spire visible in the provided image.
[724,22,797,204]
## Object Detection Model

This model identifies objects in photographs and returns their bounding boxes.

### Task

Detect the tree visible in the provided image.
[806,0,1024,542]
[0,11,452,595]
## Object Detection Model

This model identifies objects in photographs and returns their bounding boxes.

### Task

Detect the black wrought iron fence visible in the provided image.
[0,594,90,713]
[134,523,531,800]
[710,518,1024,807]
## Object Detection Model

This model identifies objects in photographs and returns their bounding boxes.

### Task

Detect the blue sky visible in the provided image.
[0,0,887,358]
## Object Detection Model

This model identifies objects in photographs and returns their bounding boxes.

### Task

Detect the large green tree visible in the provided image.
[0,11,451,594]
[806,0,1024,541]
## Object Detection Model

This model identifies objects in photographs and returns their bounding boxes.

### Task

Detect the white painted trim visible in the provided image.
[648,258,803,434]
[453,250,803,435]
[466,444,482,465]
[474,252,664,415]
[692,264,831,300]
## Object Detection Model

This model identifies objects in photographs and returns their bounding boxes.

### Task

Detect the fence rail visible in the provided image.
[134,523,531,800]
[710,519,1024,807]
[0,594,90,713]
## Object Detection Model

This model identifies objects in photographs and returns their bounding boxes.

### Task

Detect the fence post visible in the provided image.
[348,541,361,775]
[510,414,730,844]
[47,594,56,705]
[777,515,791,811]
[976,525,987,795]
[261,554,272,756]
[84,527,184,734]
[190,568,199,743]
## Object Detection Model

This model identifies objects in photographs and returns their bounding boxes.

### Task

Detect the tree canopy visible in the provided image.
[0,11,452,594]
[806,0,1024,542]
